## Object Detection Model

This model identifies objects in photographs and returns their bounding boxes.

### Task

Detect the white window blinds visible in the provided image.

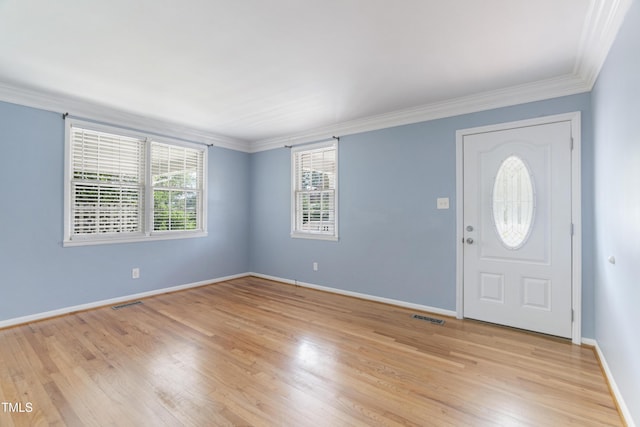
[70,127,145,237]
[292,142,338,239]
[151,142,204,232]
[65,120,208,246]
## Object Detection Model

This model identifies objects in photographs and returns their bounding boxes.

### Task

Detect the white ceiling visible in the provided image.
[0,0,630,150]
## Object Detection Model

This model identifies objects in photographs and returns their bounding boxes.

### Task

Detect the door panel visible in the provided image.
[463,121,572,338]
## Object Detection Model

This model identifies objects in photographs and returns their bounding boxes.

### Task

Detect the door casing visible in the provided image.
[455,112,582,344]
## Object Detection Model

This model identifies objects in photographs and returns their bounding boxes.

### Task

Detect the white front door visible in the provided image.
[462,120,573,338]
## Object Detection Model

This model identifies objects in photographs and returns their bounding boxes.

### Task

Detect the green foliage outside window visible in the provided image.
[301,170,331,223]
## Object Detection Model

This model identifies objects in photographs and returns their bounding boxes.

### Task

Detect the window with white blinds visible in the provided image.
[291,141,338,240]
[151,142,203,232]
[64,120,207,246]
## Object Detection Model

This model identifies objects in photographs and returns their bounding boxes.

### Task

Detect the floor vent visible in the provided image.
[112,301,143,310]
[412,314,445,325]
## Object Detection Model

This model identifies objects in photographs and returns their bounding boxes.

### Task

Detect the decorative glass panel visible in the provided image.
[492,155,535,249]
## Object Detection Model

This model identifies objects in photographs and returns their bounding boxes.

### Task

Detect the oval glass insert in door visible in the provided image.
[492,155,535,249]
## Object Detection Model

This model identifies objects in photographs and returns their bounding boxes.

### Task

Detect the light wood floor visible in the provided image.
[0,276,622,426]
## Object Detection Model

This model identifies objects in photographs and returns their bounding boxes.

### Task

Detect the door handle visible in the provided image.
[466,238,474,244]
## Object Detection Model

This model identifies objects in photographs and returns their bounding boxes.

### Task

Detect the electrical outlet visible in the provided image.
[313,262,318,271]
[437,197,450,209]
[132,268,140,279]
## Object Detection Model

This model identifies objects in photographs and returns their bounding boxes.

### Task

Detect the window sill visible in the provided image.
[290,232,339,242]
[63,231,208,247]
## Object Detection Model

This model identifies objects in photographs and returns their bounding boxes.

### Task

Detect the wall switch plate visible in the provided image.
[132,268,140,279]
[437,197,450,209]
[313,262,318,271]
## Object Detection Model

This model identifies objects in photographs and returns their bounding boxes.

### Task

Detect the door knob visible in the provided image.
[466,225,474,232]
[466,238,474,244]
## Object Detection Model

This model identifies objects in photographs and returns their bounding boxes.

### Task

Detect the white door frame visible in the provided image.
[455,112,582,344]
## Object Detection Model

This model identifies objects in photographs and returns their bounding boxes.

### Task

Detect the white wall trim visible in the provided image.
[0,74,590,155]
[574,0,633,89]
[248,0,630,153]
[0,80,251,152]
[0,0,628,155]
[455,112,583,344]
[0,273,250,330]
[569,113,583,346]
[0,270,630,425]
[250,75,591,152]
[249,273,457,318]
[582,338,636,427]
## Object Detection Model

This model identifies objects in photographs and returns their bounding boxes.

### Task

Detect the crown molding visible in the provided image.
[1,0,629,154]
[574,0,633,89]
[250,74,591,152]
[0,74,592,154]
[250,0,630,153]
[0,80,252,152]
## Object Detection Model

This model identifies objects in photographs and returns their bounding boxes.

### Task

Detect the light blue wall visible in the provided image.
[2,15,638,417]
[4,51,633,416]
[0,91,596,337]
[592,0,640,422]
[0,101,250,322]
[249,93,595,337]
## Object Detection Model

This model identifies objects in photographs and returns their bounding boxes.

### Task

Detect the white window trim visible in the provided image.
[63,118,208,247]
[290,140,339,241]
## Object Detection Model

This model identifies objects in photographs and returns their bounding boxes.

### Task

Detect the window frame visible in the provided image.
[63,119,208,247]
[290,140,339,241]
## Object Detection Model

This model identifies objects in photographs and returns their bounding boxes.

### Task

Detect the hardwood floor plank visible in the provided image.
[0,276,623,426]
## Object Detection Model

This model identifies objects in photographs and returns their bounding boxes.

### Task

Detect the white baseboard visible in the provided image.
[1,272,631,426]
[0,272,250,330]
[249,272,457,318]
[582,338,635,427]
[249,274,633,426]
[1,271,456,329]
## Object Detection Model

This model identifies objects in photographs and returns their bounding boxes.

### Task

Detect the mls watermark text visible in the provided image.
[2,402,33,413]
